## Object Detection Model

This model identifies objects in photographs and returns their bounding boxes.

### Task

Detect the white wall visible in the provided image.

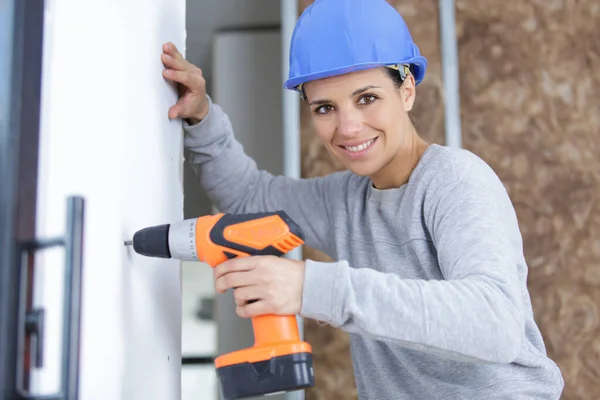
[27,1,293,399]
[33,1,186,399]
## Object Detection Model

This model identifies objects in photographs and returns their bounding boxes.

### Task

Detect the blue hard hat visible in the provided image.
[284,0,428,91]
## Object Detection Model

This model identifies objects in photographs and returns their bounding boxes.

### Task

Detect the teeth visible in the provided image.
[344,139,375,153]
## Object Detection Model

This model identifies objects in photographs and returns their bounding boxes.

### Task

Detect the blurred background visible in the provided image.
[180,1,599,399]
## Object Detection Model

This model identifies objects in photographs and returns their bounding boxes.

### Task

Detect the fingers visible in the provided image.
[215,256,303,318]
[168,104,182,120]
[161,53,186,71]
[162,67,206,100]
[162,41,185,62]
[213,257,258,281]
[236,300,271,318]
[162,69,194,86]
[233,286,260,306]
[161,41,205,88]
[214,270,261,294]
[161,41,209,122]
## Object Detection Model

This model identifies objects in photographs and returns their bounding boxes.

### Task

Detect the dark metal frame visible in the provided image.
[1,1,85,399]
[0,0,32,396]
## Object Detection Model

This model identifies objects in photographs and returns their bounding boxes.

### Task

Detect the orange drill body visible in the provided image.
[194,213,312,370]
[128,211,314,399]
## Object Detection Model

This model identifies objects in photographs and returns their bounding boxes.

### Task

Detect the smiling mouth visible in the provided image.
[339,138,377,153]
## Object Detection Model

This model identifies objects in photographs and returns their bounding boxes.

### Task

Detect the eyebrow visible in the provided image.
[352,85,380,96]
[308,85,381,106]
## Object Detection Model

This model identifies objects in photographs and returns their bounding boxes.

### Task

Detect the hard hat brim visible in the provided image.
[284,56,428,91]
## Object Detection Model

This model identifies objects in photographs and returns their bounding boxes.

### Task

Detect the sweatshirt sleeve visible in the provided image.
[183,95,335,254]
[299,162,525,364]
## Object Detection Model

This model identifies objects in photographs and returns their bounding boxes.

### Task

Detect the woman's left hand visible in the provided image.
[213,255,305,318]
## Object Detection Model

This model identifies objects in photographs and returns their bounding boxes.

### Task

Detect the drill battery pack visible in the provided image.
[217,352,314,399]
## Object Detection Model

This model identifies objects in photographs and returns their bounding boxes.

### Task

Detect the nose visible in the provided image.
[337,108,363,138]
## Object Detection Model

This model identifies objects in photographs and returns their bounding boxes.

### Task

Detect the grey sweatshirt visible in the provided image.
[183,96,564,399]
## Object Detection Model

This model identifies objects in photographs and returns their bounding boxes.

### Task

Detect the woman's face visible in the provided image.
[302,67,416,178]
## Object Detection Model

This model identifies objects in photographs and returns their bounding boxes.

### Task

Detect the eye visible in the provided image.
[313,104,335,115]
[358,94,378,105]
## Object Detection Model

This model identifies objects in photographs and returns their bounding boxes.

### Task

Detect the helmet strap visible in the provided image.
[386,64,411,80]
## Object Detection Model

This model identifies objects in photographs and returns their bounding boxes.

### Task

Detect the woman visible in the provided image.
[161,0,564,398]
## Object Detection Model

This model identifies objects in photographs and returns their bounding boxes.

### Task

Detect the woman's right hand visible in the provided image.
[161,41,209,125]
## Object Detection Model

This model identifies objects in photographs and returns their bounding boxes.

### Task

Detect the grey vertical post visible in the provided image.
[281,1,305,400]
[439,0,463,148]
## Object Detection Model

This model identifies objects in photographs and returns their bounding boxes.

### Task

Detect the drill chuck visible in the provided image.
[126,218,200,261]
[129,224,171,258]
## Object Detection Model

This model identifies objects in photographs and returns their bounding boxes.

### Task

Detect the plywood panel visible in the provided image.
[298,1,443,399]
[455,1,600,398]
[33,1,186,399]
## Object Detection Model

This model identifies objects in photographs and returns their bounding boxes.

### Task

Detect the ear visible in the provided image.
[401,74,416,112]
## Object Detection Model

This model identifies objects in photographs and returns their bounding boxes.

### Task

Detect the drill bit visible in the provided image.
[124,240,133,246]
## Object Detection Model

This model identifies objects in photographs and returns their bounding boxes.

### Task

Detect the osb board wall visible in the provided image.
[456,1,600,399]
[297,1,600,400]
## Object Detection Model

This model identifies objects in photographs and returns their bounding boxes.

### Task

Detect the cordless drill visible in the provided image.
[124,211,314,399]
